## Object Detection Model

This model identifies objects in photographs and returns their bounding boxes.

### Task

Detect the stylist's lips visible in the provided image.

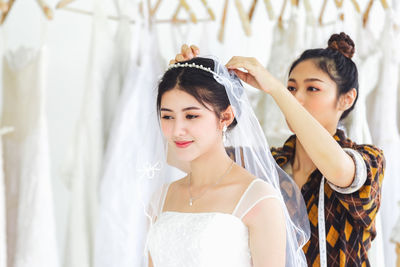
[174,140,193,148]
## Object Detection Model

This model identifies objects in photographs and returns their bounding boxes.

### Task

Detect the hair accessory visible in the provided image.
[167,62,219,77]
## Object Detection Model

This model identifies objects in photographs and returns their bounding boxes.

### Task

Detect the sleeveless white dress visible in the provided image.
[146,178,280,267]
[367,10,400,267]
[1,47,59,267]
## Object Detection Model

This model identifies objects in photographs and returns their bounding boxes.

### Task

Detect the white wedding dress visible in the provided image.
[367,10,400,267]
[0,127,13,267]
[254,5,303,148]
[146,178,280,267]
[1,47,59,267]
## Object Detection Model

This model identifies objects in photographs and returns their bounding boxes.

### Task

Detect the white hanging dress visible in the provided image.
[343,16,386,267]
[1,47,59,267]
[62,2,112,266]
[94,25,171,267]
[255,5,303,148]
[367,10,400,267]
[0,127,13,267]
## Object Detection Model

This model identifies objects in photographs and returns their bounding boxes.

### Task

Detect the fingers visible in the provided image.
[225,56,260,74]
[190,45,200,56]
[175,54,185,62]
[170,44,200,65]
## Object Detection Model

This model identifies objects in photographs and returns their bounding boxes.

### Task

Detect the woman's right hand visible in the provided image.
[169,44,200,65]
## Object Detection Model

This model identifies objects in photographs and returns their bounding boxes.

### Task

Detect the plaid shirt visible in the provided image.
[271,129,385,267]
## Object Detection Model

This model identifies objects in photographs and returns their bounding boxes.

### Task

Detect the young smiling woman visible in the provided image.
[145,57,301,267]
[173,33,385,266]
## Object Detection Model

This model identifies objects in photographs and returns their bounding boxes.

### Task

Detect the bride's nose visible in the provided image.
[172,118,187,137]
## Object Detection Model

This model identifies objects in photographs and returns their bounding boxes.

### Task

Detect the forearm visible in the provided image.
[269,85,355,187]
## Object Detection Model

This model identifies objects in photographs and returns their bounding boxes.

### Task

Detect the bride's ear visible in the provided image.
[220,105,235,128]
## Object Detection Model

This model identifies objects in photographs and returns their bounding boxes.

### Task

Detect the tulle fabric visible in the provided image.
[136,57,310,266]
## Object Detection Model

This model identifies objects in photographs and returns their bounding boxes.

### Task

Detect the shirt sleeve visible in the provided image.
[328,148,368,194]
[330,145,385,228]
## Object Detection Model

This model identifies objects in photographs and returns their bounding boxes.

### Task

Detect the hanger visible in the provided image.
[380,0,389,9]
[234,0,251,36]
[318,0,328,26]
[362,0,372,27]
[149,0,162,17]
[350,0,361,13]
[36,0,53,19]
[248,0,274,21]
[1,0,15,24]
[263,0,274,19]
[200,0,215,20]
[335,0,361,13]
[0,0,8,12]
[172,0,197,23]
[56,0,75,9]
[218,0,229,43]
[0,0,53,24]
[334,0,344,8]
[248,0,257,21]
[277,0,288,29]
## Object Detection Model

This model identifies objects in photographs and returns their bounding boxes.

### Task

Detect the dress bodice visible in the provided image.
[147,211,251,267]
[146,178,280,267]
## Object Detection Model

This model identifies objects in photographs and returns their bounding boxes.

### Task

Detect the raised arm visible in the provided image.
[225,56,356,188]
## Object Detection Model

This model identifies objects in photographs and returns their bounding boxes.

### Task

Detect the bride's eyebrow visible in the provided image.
[182,107,201,111]
[160,107,202,112]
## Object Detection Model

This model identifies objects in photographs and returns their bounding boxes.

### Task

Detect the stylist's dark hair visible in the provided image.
[289,32,359,120]
[157,57,237,130]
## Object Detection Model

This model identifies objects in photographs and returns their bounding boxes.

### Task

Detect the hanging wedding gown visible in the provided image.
[255,4,303,147]
[94,23,173,266]
[367,10,400,267]
[1,47,59,267]
[62,2,112,266]
[0,127,13,267]
[102,0,132,146]
[342,16,385,267]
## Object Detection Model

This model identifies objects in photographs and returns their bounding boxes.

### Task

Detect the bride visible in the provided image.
[137,57,309,267]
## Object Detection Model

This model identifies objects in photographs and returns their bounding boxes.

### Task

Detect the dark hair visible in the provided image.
[289,32,359,120]
[157,57,237,130]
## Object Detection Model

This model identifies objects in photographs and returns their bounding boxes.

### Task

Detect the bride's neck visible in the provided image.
[189,145,233,187]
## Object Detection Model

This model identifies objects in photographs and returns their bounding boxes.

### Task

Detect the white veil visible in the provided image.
[134,56,310,266]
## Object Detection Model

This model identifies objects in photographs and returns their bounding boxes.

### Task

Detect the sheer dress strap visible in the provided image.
[232,179,281,220]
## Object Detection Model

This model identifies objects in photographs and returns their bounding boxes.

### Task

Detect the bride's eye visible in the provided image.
[287,86,296,92]
[161,115,173,120]
[186,114,199,119]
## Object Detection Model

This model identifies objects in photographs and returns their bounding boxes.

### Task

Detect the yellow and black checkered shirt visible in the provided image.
[271,129,385,267]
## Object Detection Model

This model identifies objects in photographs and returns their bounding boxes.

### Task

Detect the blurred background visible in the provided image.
[0,0,399,266]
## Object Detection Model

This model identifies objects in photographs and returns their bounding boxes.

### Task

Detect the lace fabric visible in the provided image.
[147,179,281,267]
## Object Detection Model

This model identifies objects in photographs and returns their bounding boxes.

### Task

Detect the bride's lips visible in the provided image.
[174,141,193,148]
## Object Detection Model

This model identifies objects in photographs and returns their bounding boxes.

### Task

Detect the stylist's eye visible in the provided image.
[186,114,199,119]
[308,87,320,92]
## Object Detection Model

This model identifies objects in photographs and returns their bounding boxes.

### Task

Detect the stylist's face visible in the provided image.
[286,59,342,134]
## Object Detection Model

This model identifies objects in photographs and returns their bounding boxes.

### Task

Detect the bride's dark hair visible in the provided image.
[157,57,237,130]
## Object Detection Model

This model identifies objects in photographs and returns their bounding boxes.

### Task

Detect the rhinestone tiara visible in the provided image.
[167,62,219,77]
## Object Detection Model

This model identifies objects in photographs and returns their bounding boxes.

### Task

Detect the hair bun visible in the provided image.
[327,32,355,59]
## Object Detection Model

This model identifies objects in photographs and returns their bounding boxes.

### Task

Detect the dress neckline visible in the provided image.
[161,178,262,217]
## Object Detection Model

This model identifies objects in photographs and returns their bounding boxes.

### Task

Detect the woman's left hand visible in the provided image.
[225,56,283,94]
